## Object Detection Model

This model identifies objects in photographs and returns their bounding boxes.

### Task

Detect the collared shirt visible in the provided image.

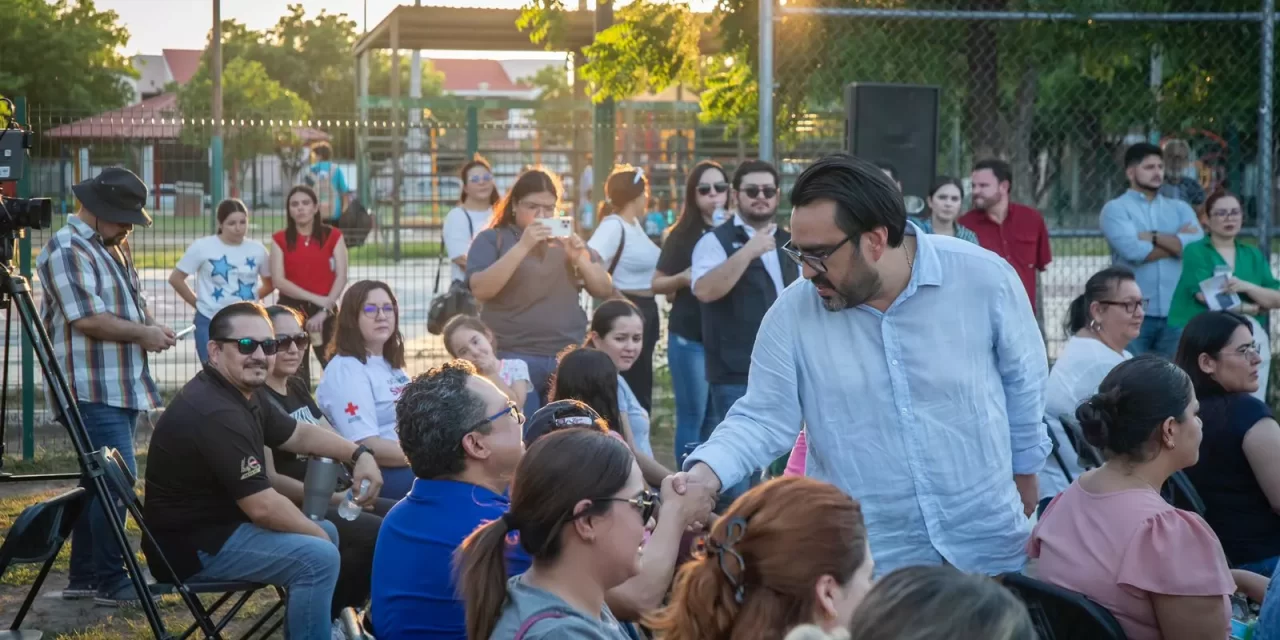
[685,226,1051,576]
[958,203,1051,311]
[371,478,532,640]
[690,214,784,297]
[36,215,161,410]
[1099,190,1202,318]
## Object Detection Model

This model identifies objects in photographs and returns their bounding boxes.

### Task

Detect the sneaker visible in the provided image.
[93,579,155,607]
[62,580,97,600]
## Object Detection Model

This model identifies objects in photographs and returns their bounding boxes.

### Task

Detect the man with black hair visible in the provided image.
[1100,142,1202,358]
[875,160,902,191]
[678,153,1050,577]
[303,141,351,222]
[959,159,1052,311]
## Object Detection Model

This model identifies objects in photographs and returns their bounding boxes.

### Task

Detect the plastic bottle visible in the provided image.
[711,206,727,226]
[337,478,371,521]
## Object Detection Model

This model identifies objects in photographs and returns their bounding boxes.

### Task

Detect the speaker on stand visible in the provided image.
[844,83,941,217]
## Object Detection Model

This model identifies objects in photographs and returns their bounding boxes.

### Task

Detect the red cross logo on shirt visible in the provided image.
[345,402,359,416]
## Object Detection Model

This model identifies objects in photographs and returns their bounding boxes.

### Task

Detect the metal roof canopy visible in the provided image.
[352,4,720,56]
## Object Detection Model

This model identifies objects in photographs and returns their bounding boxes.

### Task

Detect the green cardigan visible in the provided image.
[1168,237,1279,327]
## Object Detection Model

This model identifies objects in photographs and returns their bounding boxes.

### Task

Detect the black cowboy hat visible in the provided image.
[71,167,152,226]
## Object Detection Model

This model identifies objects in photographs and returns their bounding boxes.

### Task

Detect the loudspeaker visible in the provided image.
[845,83,940,204]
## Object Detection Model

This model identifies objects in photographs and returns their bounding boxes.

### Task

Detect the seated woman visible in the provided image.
[316,280,414,499]
[443,314,534,418]
[648,476,874,640]
[457,428,712,637]
[1030,355,1264,640]
[1039,266,1142,505]
[1177,310,1280,577]
[844,566,1034,640]
[551,346,672,487]
[585,299,655,456]
[523,399,617,445]
[261,304,395,619]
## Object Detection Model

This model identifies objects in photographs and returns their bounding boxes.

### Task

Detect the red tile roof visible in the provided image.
[163,49,204,85]
[429,59,523,93]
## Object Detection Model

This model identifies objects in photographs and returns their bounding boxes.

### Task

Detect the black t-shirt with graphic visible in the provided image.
[260,377,326,482]
[141,367,297,581]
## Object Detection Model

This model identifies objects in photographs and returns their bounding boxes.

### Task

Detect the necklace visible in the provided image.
[906,237,915,272]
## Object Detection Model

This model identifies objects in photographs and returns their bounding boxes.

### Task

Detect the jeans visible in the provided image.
[1237,555,1280,577]
[620,294,660,412]
[192,520,341,640]
[498,351,559,408]
[1129,315,1182,359]
[194,312,213,363]
[1256,569,1280,640]
[668,333,714,468]
[378,467,415,501]
[708,383,755,506]
[68,402,140,592]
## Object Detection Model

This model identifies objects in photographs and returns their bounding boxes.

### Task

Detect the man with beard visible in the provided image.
[37,167,178,605]
[958,159,1052,312]
[1100,142,1202,358]
[676,153,1050,576]
[142,302,382,637]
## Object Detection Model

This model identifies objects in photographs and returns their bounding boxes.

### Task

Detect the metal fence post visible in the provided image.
[1259,0,1275,261]
[466,105,479,158]
[758,0,775,164]
[16,97,35,460]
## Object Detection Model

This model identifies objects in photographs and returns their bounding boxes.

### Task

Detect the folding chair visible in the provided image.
[95,447,287,640]
[0,487,86,640]
[338,607,374,640]
[1000,572,1128,640]
[1162,470,1207,517]
[1058,414,1104,469]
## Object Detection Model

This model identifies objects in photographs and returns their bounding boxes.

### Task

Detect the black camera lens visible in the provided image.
[1,197,52,231]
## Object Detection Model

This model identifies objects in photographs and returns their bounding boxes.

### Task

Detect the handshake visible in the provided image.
[658,463,722,530]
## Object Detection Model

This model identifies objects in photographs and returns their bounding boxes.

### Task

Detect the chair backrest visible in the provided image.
[1162,470,1207,517]
[0,487,86,571]
[96,447,141,508]
[1058,414,1105,469]
[1000,572,1127,640]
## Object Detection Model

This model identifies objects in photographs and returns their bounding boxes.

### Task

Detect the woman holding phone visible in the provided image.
[466,168,615,408]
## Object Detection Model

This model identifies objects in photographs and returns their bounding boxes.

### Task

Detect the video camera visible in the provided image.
[0,97,53,251]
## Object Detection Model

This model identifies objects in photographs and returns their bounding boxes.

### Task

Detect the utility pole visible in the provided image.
[211,0,224,225]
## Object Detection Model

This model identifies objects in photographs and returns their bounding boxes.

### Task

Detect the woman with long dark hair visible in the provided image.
[915,177,978,243]
[587,165,662,411]
[169,198,273,362]
[652,160,729,464]
[316,280,414,499]
[443,154,500,283]
[466,168,614,407]
[270,185,349,385]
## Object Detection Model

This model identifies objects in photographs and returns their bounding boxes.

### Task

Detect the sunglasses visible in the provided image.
[597,489,661,522]
[362,303,396,318]
[468,173,493,184]
[274,332,311,351]
[741,185,779,200]
[697,182,730,196]
[214,337,279,356]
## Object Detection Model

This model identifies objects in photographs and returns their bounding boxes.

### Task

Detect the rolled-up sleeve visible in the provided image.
[993,262,1051,475]
[689,232,727,289]
[683,297,804,486]
[1100,200,1153,264]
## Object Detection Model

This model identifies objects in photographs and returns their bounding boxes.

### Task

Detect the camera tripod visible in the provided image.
[0,242,177,638]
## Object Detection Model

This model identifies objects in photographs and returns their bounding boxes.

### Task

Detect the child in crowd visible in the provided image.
[443,315,535,418]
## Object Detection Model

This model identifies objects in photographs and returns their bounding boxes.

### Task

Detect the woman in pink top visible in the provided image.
[1030,355,1268,640]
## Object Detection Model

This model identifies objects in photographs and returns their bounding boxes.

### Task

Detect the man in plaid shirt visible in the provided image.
[37,167,176,606]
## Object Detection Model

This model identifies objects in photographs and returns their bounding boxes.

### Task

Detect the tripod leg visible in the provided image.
[3,274,174,640]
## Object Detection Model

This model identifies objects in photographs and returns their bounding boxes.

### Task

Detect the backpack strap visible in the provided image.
[607,217,627,275]
[512,610,568,640]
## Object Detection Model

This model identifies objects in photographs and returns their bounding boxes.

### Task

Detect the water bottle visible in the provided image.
[711,206,727,226]
[337,478,371,521]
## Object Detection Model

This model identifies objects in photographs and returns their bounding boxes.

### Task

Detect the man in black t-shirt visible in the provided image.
[142,302,382,637]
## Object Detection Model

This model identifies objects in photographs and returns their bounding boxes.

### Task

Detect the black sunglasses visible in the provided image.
[274,332,311,351]
[596,489,661,522]
[741,185,778,200]
[697,182,730,196]
[214,337,279,356]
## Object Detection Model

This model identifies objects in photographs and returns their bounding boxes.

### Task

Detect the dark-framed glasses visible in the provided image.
[470,402,524,431]
[274,332,311,351]
[741,185,778,200]
[697,182,730,196]
[362,303,396,318]
[596,489,661,522]
[781,237,852,274]
[1097,299,1148,315]
[214,337,279,356]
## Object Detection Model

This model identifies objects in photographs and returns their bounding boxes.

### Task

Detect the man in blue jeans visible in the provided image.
[37,168,178,605]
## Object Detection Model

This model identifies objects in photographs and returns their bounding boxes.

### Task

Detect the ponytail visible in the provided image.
[597,199,616,219]
[457,519,514,640]
[1064,266,1137,338]
[648,552,743,639]
[1064,293,1090,335]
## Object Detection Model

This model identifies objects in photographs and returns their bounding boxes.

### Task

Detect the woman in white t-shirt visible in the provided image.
[316,280,414,499]
[442,155,499,283]
[587,165,662,413]
[442,314,534,417]
[168,198,272,362]
[1039,266,1144,505]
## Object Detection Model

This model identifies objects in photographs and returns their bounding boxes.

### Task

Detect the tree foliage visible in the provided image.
[0,0,135,112]
[176,57,311,168]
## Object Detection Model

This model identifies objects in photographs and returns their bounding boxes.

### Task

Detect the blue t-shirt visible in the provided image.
[618,375,652,456]
[370,479,532,639]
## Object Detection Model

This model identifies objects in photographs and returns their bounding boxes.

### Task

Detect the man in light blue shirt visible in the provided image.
[676,153,1051,576]
[1100,142,1202,358]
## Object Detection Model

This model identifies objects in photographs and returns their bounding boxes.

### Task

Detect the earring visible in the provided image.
[1089,318,1102,332]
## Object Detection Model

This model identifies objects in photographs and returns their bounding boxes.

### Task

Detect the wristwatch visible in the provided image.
[350,444,373,466]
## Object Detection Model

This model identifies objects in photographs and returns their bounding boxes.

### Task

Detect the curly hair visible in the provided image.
[395,359,489,479]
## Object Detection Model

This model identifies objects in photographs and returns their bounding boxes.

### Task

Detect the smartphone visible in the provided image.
[546,216,574,238]
[175,325,197,340]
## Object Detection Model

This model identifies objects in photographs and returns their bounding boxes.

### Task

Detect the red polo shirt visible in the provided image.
[959,203,1051,311]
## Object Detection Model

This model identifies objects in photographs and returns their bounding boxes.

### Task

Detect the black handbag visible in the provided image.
[427,212,478,335]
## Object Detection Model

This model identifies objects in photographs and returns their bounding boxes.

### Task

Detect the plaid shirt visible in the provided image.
[36,215,161,410]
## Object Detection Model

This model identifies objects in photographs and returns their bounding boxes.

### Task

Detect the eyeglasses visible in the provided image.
[362,303,396,318]
[274,332,311,351]
[1097,299,1148,315]
[1222,342,1262,358]
[469,402,524,432]
[595,489,661,522]
[1210,209,1243,219]
[214,337,279,356]
[518,200,558,217]
[781,237,852,274]
[468,173,493,184]
[741,185,779,200]
[697,182,730,196]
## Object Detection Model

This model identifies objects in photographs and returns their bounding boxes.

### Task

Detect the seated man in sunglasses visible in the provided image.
[142,301,383,639]
[689,159,796,505]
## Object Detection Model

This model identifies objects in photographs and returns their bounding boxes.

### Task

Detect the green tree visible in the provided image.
[528,63,577,144]
[0,0,135,112]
